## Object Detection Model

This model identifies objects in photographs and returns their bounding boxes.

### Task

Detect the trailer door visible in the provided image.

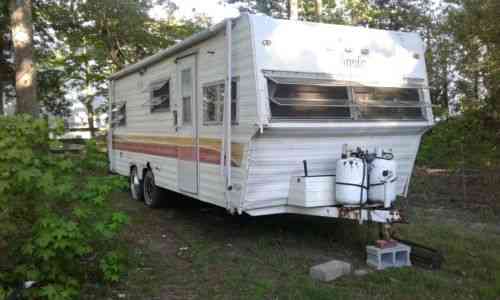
[177,55,198,194]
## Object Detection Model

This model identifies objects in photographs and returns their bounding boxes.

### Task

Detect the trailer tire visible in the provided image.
[143,169,162,208]
[130,167,144,201]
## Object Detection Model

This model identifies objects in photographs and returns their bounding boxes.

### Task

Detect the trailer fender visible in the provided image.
[129,162,148,180]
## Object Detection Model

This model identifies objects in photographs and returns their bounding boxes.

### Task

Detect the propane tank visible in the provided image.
[368,148,397,207]
[335,156,368,205]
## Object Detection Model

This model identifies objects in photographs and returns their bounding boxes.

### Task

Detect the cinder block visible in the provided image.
[310,260,352,282]
[366,243,411,270]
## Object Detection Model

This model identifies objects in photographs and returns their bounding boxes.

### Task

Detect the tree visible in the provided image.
[9,0,38,117]
[369,0,431,31]
[1,0,72,118]
[1,0,13,116]
[422,4,457,113]
[446,0,500,116]
[314,0,322,20]
[228,0,289,19]
[288,0,299,19]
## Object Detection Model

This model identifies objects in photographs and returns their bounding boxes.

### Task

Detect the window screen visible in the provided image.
[268,80,351,120]
[203,80,237,125]
[150,81,170,113]
[353,87,424,120]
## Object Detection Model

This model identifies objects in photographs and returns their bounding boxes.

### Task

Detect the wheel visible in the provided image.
[143,169,162,208]
[130,167,144,201]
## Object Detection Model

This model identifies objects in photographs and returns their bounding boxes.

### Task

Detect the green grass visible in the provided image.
[89,173,500,300]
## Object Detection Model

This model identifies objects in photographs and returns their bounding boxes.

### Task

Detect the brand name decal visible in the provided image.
[343,56,367,68]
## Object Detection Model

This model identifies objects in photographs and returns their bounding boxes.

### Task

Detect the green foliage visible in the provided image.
[100,251,125,283]
[446,0,500,115]
[417,109,500,169]
[0,115,128,299]
[81,139,109,170]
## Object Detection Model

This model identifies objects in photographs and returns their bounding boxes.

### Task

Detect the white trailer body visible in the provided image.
[108,14,433,223]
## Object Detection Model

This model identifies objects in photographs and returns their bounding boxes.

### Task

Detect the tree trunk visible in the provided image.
[314,0,322,21]
[0,81,4,116]
[473,70,479,102]
[351,10,359,25]
[85,102,96,138]
[443,77,449,110]
[9,0,38,117]
[288,0,299,20]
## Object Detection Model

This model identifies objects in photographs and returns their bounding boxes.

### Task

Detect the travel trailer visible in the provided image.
[107,14,433,224]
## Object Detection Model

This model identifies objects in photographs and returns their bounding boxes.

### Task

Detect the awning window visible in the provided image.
[265,73,427,122]
[353,87,424,120]
[267,79,352,120]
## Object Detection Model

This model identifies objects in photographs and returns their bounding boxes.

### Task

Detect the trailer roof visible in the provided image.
[109,14,423,81]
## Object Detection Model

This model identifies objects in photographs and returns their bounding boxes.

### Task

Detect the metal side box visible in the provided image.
[288,176,336,207]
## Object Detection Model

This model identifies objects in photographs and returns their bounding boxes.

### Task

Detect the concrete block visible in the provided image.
[353,268,371,276]
[310,260,352,282]
[366,242,411,270]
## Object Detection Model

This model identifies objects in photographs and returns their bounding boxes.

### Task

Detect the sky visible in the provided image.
[149,0,241,23]
[150,0,443,23]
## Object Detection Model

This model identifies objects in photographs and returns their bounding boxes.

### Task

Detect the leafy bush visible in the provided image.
[0,115,128,299]
[418,109,500,169]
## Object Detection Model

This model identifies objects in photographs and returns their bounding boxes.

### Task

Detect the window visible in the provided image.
[203,80,237,125]
[268,80,351,120]
[353,87,424,120]
[182,97,192,124]
[111,102,126,127]
[181,69,192,125]
[266,77,426,121]
[150,80,170,113]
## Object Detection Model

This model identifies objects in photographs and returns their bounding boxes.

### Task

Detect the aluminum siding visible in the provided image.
[109,15,258,209]
[244,128,423,210]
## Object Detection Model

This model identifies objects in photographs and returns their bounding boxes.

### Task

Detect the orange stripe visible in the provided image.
[113,141,241,167]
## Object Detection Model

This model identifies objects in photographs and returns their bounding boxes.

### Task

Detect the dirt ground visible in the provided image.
[87,169,500,300]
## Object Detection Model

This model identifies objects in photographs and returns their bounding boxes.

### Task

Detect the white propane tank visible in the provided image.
[335,157,368,205]
[368,149,397,207]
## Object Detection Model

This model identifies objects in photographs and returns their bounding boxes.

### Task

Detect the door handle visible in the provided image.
[173,110,179,131]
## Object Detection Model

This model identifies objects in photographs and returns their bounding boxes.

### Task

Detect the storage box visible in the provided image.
[288,176,336,207]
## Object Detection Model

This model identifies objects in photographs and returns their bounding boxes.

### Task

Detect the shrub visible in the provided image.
[417,109,500,169]
[0,115,128,299]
